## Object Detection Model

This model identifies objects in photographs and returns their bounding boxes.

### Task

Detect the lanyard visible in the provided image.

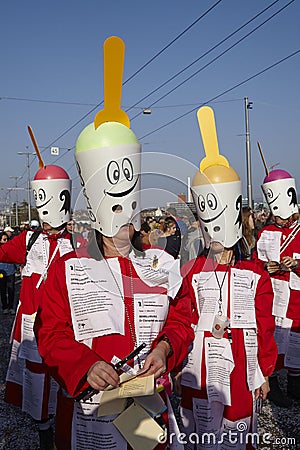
[214,264,230,316]
[36,239,62,289]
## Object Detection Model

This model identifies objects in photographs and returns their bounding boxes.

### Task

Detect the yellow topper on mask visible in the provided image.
[94,36,130,130]
[194,106,239,185]
[198,106,229,172]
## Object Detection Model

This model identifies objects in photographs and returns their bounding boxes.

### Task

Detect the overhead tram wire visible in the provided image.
[15,1,292,183]
[130,0,296,122]
[122,0,222,85]
[139,48,300,141]
[126,0,282,116]
[23,1,223,162]
[66,49,300,177]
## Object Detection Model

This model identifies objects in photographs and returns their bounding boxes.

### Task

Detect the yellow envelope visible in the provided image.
[119,374,154,398]
[113,402,166,450]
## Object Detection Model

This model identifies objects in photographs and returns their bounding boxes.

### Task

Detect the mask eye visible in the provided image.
[107,161,120,185]
[122,158,133,181]
[198,194,205,212]
[267,188,273,199]
[207,193,217,210]
[38,189,46,202]
[33,190,38,201]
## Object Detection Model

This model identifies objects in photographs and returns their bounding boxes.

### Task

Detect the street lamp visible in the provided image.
[18,151,35,223]
[9,176,22,227]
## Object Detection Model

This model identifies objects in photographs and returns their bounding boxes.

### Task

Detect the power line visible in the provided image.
[13,1,295,186]
[123,0,223,84]
[139,48,300,140]
[30,2,223,159]
[2,0,282,119]
[33,0,289,160]
[126,0,282,115]
[0,96,241,109]
[0,97,96,106]
[130,0,295,121]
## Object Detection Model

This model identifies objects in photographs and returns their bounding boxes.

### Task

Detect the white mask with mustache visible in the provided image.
[31,178,71,228]
[262,178,298,220]
[192,180,242,248]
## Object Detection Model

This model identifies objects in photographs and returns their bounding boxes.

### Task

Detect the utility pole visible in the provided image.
[9,176,22,227]
[244,97,253,209]
[18,151,34,223]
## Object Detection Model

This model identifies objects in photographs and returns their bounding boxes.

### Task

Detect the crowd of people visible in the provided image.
[0,36,299,450]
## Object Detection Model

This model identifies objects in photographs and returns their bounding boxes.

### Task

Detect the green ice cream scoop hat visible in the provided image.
[75,36,141,237]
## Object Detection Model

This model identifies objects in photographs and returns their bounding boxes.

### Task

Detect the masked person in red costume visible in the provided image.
[253,166,300,407]
[176,107,277,450]
[1,128,73,449]
[34,36,194,450]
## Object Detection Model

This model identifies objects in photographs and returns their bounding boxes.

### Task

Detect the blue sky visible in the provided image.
[0,0,299,213]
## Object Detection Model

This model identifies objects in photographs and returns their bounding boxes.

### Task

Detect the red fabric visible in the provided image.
[0,230,73,415]
[180,256,277,423]
[34,250,194,449]
[253,223,300,370]
[35,250,194,397]
[253,223,300,320]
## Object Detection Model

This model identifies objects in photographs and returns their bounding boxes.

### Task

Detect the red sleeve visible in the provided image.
[0,231,27,264]
[254,264,278,376]
[151,262,195,372]
[34,256,102,397]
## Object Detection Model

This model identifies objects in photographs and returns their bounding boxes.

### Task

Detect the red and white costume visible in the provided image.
[253,222,300,370]
[2,229,73,419]
[179,256,277,449]
[179,106,277,449]
[35,246,194,450]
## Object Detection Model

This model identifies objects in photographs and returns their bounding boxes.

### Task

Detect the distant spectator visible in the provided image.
[264,212,275,227]
[145,216,156,230]
[240,207,256,259]
[4,226,14,240]
[254,212,265,240]
[139,222,152,249]
[165,207,189,263]
[166,207,188,236]
[66,220,87,249]
[157,216,180,258]
[30,219,40,231]
[182,217,204,262]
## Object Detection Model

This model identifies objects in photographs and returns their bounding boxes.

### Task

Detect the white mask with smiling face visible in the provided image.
[75,122,141,237]
[191,106,242,249]
[192,177,242,248]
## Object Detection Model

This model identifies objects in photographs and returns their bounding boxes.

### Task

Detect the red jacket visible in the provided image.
[35,247,194,398]
[253,223,300,320]
[179,256,277,422]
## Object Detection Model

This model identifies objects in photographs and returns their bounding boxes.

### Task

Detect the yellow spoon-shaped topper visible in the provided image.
[27,125,45,169]
[94,36,130,130]
[198,106,229,172]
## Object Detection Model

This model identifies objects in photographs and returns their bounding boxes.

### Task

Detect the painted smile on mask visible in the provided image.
[104,176,139,198]
[36,196,53,209]
[200,205,228,223]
